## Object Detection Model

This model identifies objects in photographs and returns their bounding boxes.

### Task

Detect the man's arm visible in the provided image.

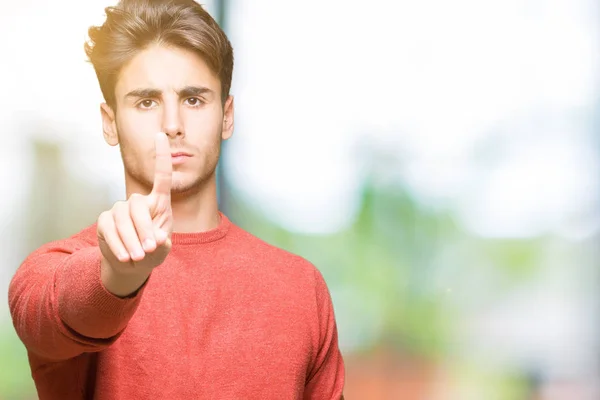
[304,269,345,399]
[8,241,148,363]
[9,133,173,364]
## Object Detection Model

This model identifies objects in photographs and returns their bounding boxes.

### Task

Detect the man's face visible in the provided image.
[101,44,233,197]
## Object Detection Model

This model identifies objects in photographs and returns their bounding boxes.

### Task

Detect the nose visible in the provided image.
[161,100,184,138]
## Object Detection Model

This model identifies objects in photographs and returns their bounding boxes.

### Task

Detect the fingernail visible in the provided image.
[156,230,168,242]
[143,239,156,250]
[131,249,145,259]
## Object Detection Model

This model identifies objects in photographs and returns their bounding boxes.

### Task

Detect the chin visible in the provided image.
[170,173,213,195]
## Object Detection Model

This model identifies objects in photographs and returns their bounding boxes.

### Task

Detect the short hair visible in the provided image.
[84,0,234,108]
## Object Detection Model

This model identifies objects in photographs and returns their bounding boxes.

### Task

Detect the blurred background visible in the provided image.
[0,0,599,399]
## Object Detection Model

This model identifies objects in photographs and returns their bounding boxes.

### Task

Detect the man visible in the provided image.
[8,0,345,398]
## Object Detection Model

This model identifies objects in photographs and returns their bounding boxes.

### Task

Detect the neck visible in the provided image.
[170,179,221,233]
[125,174,221,234]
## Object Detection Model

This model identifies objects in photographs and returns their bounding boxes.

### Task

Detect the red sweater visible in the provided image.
[9,214,345,399]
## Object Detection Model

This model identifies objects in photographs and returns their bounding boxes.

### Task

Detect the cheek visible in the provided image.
[116,114,155,160]
[117,110,157,142]
[184,112,222,142]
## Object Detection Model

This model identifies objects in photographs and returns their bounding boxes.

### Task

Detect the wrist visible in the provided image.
[100,256,151,298]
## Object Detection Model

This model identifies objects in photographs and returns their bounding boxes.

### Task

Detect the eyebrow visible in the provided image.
[124,86,213,99]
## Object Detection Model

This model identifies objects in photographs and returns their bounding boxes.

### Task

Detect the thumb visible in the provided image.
[154,227,171,247]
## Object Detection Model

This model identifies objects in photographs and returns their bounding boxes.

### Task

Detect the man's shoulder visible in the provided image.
[227,223,319,275]
[226,224,329,305]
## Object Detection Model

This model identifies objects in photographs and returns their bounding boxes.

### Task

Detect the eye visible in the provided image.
[185,97,203,107]
[138,99,157,109]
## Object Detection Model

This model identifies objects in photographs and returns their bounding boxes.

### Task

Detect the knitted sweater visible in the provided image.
[9,214,345,399]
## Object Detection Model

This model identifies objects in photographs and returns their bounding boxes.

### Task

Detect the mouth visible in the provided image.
[171,151,192,157]
[171,152,192,165]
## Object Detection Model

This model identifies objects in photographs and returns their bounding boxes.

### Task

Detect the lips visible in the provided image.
[170,151,192,165]
[171,152,192,157]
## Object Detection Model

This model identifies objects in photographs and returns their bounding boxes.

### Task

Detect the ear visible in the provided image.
[221,95,234,140]
[100,103,119,146]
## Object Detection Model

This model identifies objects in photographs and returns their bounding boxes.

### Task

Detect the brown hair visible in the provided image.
[84,0,234,109]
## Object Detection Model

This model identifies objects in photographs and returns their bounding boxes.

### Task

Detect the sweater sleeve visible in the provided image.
[8,238,147,363]
[304,268,345,400]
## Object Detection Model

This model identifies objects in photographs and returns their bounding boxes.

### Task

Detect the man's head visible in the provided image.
[85,0,234,197]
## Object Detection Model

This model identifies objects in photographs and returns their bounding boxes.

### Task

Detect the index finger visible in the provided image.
[151,132,172,197]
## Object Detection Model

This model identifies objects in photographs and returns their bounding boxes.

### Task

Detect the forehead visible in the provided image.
[115,44,221,97]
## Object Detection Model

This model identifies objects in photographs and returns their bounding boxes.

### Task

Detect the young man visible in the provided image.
[8,0,345,399]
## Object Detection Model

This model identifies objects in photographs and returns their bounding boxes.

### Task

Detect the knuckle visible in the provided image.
[98,211,109,224]
[129,194,150,213]
[128,193,143,204]
[96,213,108,235]
[112,200,125,211]
[97,211,114,230]
[113,201,130,220]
